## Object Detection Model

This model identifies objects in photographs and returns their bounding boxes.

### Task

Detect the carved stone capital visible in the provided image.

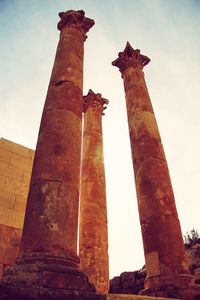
[112,42,150,73]
[57,10,94,40]
[83,89,109,115]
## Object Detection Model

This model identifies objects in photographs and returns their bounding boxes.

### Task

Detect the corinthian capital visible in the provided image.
[57,10,94,39]
[83,89,109,115]
[112,42,150,73]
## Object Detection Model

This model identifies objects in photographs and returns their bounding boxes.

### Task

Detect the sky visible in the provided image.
[0,0,200,279]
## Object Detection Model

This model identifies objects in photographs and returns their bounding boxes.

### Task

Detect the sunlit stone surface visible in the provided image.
[79,89,109,293]
[0,10,96,299]
[112,42,200,299]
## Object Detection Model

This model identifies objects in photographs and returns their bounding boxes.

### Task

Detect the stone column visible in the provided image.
[79,89,109,294]
[2,10,96,297]
[112,42,199,299]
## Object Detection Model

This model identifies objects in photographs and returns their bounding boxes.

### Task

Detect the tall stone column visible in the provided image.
[112,42,200,299]
[1,10,96,298]
[79,89,109,294]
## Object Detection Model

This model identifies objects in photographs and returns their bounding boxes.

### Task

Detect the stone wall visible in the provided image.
[0,138,34,277]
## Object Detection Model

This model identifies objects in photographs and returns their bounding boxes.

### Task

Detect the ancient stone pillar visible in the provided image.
[2,10,96,297]
[79,89,109,294]
[112,42,200,299]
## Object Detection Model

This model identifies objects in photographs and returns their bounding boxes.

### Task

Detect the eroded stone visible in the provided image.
[112,42,200,299]
[1,9,95,297]
[79,90,109,294]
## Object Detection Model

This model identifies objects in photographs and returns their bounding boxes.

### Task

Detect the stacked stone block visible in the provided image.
[0,138,34,277]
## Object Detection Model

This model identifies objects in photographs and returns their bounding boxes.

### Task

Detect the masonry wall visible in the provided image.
[0,138,34,277]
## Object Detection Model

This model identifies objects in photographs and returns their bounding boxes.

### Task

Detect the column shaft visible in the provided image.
[124,66,190,286]
[21,21,84,260]
[112,43,194,297]
[79,90,109,293]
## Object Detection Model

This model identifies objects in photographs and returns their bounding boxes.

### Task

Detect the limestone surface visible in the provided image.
[1,9,95,298]
[0,138,34,277]
[79,89,109,294]
[112,42,200,299]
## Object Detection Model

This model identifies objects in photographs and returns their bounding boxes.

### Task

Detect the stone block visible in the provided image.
[3,177,29,198]
[10,153,33,173]
[0,148,12,164]
[0,207,10,227]
[0,224,10,243]
[0,248,6,264]
[9,227,22,247]
[7,165,23,181]
[0,190,15,209]
[14,198,26,212]
[0,224,21,246]
[0,206,24,229]
[0,161,23,181]
[27,149,35,160]
[22,171,31,185]
[3,177,21,196]
[15,195,27,204]
[0,138,29,158]
[9,210,25,229]
[145,252,160,277]
[0,175,6,189]
[3,246,19,265]
[0,161,9,176]
[19,184,29,199]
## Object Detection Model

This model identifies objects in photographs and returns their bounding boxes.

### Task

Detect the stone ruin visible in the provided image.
[0,8,200,300]
[109,240,200,296]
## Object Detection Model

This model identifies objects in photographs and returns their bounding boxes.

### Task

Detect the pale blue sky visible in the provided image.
[0,0,200,278]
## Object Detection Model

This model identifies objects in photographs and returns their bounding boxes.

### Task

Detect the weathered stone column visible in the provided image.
[1,10,96,297]
[79,89,109,294]
[112,42,200,299]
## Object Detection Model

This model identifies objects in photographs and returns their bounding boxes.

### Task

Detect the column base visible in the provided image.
[139,274,200,300]
[1,252,96,299]
[144,273,194,289]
